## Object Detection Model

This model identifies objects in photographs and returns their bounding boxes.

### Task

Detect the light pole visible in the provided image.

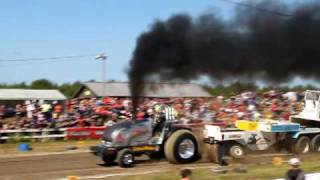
[95,53,107,82]
[95,53,107,97]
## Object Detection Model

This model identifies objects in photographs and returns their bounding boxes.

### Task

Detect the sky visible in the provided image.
[0,0,315,86]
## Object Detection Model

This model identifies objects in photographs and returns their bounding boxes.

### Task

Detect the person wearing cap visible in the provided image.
[285,158,305,180]
[180,168,192,180]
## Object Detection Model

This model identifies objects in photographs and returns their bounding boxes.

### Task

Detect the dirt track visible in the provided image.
[2,150,320,180]
[0,152,215,180]
[0,128,210,180]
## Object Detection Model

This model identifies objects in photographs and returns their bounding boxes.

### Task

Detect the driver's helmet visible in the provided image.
[147,108,153,115]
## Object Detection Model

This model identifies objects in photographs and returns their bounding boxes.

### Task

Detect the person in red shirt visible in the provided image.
[76,114,85,127]
[0,105,5,119]
[135,111,145,121]
[53,102,63,118]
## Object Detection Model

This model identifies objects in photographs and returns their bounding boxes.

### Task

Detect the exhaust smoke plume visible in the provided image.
[128,0,320,112]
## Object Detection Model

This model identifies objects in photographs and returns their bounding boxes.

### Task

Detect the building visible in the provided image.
[0,89,67,106]
[72,82,212,99]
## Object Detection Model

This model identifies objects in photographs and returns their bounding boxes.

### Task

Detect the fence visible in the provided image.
[0,127,106,141]
[0,121,227,142]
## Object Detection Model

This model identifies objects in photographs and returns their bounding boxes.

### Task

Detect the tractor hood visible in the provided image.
[102,120,133,142]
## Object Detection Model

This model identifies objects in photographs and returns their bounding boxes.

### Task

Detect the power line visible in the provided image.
[0,54,96,62]
[0,58,93,68]
[219,0,292,17]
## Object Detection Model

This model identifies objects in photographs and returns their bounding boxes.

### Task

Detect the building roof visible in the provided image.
[76,82,212,98]
[0,89,67,100]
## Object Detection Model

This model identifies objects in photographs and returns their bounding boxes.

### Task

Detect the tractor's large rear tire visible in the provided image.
[293,136,311,154]
[206,144,220,163]
[311,135,320,152]
[164,130,198,164]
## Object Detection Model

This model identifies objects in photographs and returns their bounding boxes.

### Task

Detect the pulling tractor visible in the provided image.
[92,108,200,167]
[203,90,320,163]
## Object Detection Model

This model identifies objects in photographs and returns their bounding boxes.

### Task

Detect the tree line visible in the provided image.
[0,79,318,98]
[203,81,318,97]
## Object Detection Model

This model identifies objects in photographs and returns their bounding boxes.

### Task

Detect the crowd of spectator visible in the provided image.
[0,90,305,130]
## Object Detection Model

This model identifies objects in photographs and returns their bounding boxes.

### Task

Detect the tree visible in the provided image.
[30,79,57,89]
[58,81,82,98]
[203,81,258,97]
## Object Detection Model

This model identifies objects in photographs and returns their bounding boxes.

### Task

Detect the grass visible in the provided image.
[0,139,100,155]
[101,157,320,180]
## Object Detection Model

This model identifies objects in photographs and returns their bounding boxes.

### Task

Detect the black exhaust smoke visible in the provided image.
[128,0,320,112]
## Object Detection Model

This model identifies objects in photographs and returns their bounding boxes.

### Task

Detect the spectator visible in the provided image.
[41,101,52,120]
[0,90,306,130]
[0,105,5,119]
[285,158,305,180]
[76,113,86,127]
[15,104,25,117]
[180,168,192,180]
[26,101,35,119]
[52,101,62,119]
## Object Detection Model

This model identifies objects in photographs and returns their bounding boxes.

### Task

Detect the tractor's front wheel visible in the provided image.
[116,148,135,168]
[102,155,116,166]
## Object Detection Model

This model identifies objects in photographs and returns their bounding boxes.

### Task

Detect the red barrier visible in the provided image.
[89,127,106,139]
[65,122,226,140]
[66,127,106,140]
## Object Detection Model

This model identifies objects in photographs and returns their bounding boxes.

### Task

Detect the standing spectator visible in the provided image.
[285,158,305,180]
[15,104,25,117]
[76,113,85,127]
[0,105,5,119]
[41,101,52,120]
[36,110,45,128]
[26,101,35,119]
[52,101,62,119]
[180,169,192,180]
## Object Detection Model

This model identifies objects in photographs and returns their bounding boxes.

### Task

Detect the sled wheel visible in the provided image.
[229,144,245,159]
[293,136,310,154]
[311,135,320,152]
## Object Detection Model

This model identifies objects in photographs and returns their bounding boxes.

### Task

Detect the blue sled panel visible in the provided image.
[270,124,300,132]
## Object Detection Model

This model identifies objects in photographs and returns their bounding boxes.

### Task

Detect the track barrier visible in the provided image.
[0,121,226,142]
[0,127,106,142]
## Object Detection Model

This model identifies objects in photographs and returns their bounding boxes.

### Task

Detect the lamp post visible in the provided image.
[95,53,107,97]
[95,53,107,82]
